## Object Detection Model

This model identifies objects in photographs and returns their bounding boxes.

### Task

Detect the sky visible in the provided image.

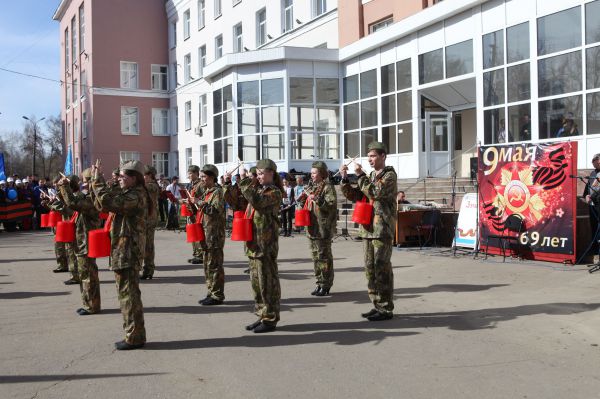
[0,1,61,137]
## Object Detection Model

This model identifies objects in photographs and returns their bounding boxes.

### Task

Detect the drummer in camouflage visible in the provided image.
[141,165,160,280]
[340,142,397,321]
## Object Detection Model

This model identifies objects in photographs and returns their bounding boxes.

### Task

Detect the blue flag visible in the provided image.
[0,152,5,181]
[64,145,73,175]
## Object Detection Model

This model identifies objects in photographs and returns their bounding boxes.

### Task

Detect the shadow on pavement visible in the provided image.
[146,330,420,350]
[0,373,167,384]
[277,302,600,333]
[398,284,509,294]
[0,291,70,299]
[99,302,324,315]
[0,257,56,263]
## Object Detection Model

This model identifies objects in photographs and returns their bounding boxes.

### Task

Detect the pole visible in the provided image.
[32,123,36,176]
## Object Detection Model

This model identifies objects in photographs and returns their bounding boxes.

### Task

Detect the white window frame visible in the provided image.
[170,21,177,48]
[172,107,179,135]
[152,152,169,176]
[184,53,192,83]
[311,0,326,18]
[199,144,208,167]
[120,151,141,163]
[199,94,208,126]
[233,0,242,6]
[185,147,193,171]
[74,118,79,143]
[151,64,168,91]
[71,16,77,64]
[171,62,178,89]
[215,35,223,59]
[282,0,293,33]
[233,23,243,53]
[185,101,192,130]
[214,0,222,18]
[82,112,87,139]
[183,9,191,39]
[72,78,78,105]
[198,45,206,78]
[369,17,393,34]
[198,0,206,29]
[64,28,70,68]
[152,108,169,136]
[79,4,85,52]
[256,8,267,47]
[120,61,138,89]
[121,106,139,135]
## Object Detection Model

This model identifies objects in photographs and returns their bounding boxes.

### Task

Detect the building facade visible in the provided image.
[53,0,171,175]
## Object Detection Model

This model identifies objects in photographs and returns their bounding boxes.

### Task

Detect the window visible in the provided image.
[445,40,473,78]
[381,64,395,94]
[67,123,71,144]
[233,23,243,53]
[71,16,77,64]
[198,0,206,29]
[343,75,358,102]
[199,94,207,125]
[256,8,266,47]
[282,0,293,33]
[74,118,79,143]
[152,152,169,176]
[199,145,208,167]
[183,9,191,39]
[538,51,582,97]
[171,62,178,89]
[369,17,393,34]
[172,107,179,134]
[82,112,87,139]
[537,7,581,56]
[151,65,168,90]
[507,63,530,102]
[121,107,139,134]
[64,28,69,68]
[587,46,600,89]
[419,49,443,84]
[312,0,326,17]
[213,85,233,163]
[120,151,140,163]
[507,22,529,63]
[587,0,600,44]
[185,101,192,130]
[80,70,87,99]
[396,58,411,91]
[483,69,505,106]
[152,109,169,135]
[539,95,582,139]
[215,35,223,59]
[120,62,138,89]
[79,4,85,52]
[198,45,206,78]
[170,21,177,48]
[483,30,504,69]
[72,79,78,104]
[66,83,71,107]
[184,53,192,83]
[214,0,222,18]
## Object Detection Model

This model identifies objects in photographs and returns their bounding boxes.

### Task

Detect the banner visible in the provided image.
[0,201,33,222]
[0,152,5,181]
[454,193,478,249]
[478,142,577,263]
[64,145,73,175]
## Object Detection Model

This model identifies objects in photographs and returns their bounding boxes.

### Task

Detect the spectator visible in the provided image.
[165,176,181,229]
[280,178,295,237]
[157,174,169,224]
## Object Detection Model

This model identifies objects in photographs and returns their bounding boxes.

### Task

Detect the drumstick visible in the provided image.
[227,158,244,175]
[59,172,70,182]
[332,154,360,177]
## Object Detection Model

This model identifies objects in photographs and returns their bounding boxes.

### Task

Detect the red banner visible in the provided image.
[0,200,33,222]
[478,142,577,263]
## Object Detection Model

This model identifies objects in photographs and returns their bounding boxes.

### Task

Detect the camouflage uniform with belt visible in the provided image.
[187,174,204,262]
[195,171,226,301]
[49,197,79,281]
[143,173,160,278]
[223,179,249,212]
[92,162,147,346]
[341,155,397,316]
[60,172,102,314]
[239,161,282,327]
[297,163,338,292]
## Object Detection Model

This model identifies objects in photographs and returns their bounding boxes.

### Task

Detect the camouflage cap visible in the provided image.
[81,168,93,180]
[121,160,145,175]
[367,141,388,154]
[201,164,219,177]
[112,167,120,175]
[311,161,328,173]
[256,159,277,172]
[144,165,157,176]
[68,175,80,184]
[188,165,200,174]
[249,166,257,175]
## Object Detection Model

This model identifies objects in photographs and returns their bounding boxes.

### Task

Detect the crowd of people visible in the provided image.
[18,140,398,350]
[0,174,53,231]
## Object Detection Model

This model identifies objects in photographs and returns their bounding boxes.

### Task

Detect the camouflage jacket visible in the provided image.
[59,185,101,256]
[91,176,148,270]
[196,185,226,249]
[91,181,120,213]
[341,166,398,240]
[239,177,282,258]
[185,179,203,221]
[223,181,249,211]
[146,180,160,224]
[297,181,337,240]
[48,195,75,221]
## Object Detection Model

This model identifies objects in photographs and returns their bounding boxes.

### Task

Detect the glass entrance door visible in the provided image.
[425,111,453,177]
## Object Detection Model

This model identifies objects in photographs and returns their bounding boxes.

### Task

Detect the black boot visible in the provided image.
[311,286,321,296]
[114,340,144,350]
[245,319,262,331]
[253,323,276,333]
[361,308,378,318]
[367,311,393,321]
[314,287,330,296]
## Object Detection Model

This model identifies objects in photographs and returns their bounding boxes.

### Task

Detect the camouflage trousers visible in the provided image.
[76,255,101,313]
[363,238,394,315]
[309,238,334,289]
[55,241,79,281]
[192,241,203,259]
[202,247,225,301]
[249,252,281,326]
[114,265,146,345]
[143,221,157,276]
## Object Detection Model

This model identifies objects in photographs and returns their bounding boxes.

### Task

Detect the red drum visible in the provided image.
[295,209,311,227]
[88,229,111,258]
[186,223,205,242]
[231,217,252,241]
[351,198,373,225]
[55,221,76,242]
